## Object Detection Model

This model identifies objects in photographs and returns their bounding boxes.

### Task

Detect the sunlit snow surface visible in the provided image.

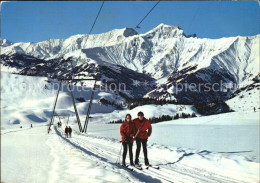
[1,72,259,182]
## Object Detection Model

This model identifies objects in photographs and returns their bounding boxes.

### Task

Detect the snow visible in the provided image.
[226,77,260,112]
[2,24,259,83]
[2,112,259,182]
[1,72,259,182]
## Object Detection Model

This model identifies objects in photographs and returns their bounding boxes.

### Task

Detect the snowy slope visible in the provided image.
[1,70,259,182]
[1,111,259,183]
[0,72,125,128]
[226,74,260,112]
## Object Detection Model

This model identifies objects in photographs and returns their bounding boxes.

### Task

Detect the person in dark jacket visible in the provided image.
[120,114,135,166]
[133,111,152,166]
[68,126,72,138]
[65,126,69,138]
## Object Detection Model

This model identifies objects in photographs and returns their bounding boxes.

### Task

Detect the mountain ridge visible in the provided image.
[1,24,259,103]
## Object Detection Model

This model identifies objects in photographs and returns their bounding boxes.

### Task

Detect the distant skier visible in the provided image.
[48,126,51,134]
[133,111,152,166]
[120,114,135,166]
[65,126,69,138]
[68,126,72,138]
[31,124,33,128]
[254,107,256,112]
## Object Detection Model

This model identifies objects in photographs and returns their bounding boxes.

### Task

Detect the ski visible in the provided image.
[121,165,134,171]
[149,165,160,170]
[148,165,160,169]
[116,162,134,171]
[141,164,159,170]
[130,165,143,170]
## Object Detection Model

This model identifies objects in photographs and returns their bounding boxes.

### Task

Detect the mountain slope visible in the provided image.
[1,24,259,103]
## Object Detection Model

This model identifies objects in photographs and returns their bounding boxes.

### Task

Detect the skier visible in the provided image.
[68,126,72,138]
[120,114,135,167]
[254,107,256,112]
[65,126,69,138]
[133,111,152,166]
[31,124,33,128]
[48,126,51,134]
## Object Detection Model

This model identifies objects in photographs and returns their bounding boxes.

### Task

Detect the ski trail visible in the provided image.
[1,124,47,135]
[54,126,162,183]
[46,135,61,183]
[54,126,249,183]
[1,125,51,183]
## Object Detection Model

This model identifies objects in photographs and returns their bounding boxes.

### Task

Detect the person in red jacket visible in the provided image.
[133,111,152,166]
[120,114,135,166]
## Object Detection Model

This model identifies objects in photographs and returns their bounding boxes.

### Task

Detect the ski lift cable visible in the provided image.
[112,0,160,59]
[186,3,200,34]
[82,1,105,47]
[89,1,105,34]
[75,1,104,97]
[135,0,160,29]
[68,1,104,80]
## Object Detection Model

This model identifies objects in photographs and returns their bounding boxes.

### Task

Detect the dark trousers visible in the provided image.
[122,142,133,163]
[135,138,148,162]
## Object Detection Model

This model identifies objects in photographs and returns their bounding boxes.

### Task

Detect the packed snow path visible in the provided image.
[50,125,257,183]
[2,111,259,183]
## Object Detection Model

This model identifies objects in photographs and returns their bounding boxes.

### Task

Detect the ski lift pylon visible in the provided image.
[48,78,97,133]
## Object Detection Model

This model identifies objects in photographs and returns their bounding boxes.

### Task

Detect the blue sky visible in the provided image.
[1,1,259,43]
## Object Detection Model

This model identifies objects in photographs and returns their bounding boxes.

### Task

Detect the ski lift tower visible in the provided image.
[48,77,97,133]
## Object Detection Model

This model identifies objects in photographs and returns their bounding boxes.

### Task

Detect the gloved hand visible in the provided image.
[126,136,131,142]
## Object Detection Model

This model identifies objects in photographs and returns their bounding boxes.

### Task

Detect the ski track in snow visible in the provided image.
[51,126,248,183]
[1,113,258,183]
[53,126,162,183]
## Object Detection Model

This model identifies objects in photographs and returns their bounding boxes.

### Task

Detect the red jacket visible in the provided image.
[133,118,152,139]
[120,121,135,143]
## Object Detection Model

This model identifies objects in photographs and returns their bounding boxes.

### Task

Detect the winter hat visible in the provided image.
[137,111,144,116]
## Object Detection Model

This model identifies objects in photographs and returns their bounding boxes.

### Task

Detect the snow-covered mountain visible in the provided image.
[1,28,138,59]
[1,24,259,103]
[0,39,13,47]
